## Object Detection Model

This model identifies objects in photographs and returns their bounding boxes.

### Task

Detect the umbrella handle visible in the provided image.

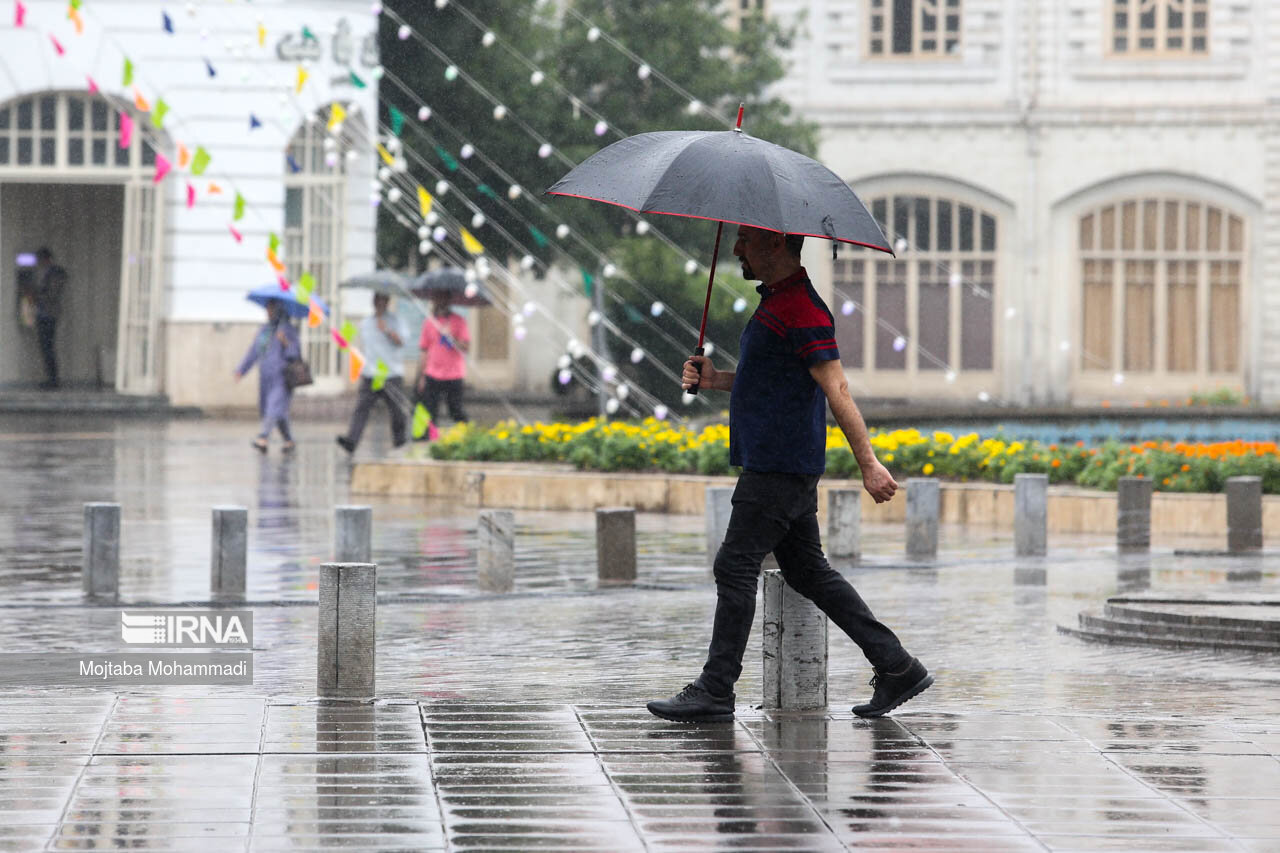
[687,345,705,396]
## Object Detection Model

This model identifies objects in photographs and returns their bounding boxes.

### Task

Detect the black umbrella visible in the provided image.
[547,106,892,391]
[410,266,491,307]
[339,270,411,294]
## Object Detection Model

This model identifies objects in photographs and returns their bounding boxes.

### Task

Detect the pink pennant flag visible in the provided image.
[15,1,26,27]
[86,75,99,94]
[428,421,440,441]
[185,182,195,209]
[50,35,65,55]
[228,224,243,243]
[277,274,291,291]
[118,112,133,149]
[153,152,172,183]
[330,328,348,349]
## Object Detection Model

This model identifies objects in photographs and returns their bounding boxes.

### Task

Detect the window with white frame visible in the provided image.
[0,92,157,171]
[284,108,353,380]
[868,0,961,58]
[1110,0,1209,55]
[833,194,996,377]
[1078,198,1245,379]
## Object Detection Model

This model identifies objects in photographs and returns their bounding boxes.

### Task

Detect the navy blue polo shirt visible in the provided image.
[729,268,839,475]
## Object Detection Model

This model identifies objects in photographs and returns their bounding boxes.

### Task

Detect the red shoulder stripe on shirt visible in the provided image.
[753,310,787,338]
[798,339,839,356]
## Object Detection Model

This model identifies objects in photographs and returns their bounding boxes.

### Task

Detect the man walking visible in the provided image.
[29,248,67,389]
[647,225,932,722]
[336,292,409,454]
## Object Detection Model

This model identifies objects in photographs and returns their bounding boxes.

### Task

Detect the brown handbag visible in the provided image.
[284,358,313,390]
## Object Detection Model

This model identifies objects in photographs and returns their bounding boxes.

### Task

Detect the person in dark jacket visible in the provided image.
[26,247,67,389]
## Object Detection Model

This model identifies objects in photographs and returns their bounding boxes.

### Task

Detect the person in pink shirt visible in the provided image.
[415,295,471,427]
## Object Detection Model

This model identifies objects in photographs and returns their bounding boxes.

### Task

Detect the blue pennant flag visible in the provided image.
[162,11,173,33]
[205,58,216,77]
[249,114,263,131]
[287,154,302,174]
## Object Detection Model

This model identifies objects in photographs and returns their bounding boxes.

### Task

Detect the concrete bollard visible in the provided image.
[83,502,120,601]
[1014,474,1048,557]
[905,478,940,558]
[827,488,861,560]
[211,506,248,598]
[596,507,636,583]
[334,506,372,564]
[1226,476,1263,553]
[705,486,734,570]
[477,509,515,592]
[1116,477,1153,553]
[317,562,377,699]
[762,570,828,710]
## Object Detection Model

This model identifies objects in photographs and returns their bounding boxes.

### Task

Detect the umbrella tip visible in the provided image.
[734,103,744,132]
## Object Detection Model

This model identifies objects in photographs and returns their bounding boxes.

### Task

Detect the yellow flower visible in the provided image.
[923,463,935,475]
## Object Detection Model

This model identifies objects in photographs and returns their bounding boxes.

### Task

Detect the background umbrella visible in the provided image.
[339,270,410,294]
[546,105,892,392]
[246,283,315,319]
[411,266,492,307]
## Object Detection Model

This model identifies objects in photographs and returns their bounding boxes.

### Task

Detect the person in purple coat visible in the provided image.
[235,298,302,453]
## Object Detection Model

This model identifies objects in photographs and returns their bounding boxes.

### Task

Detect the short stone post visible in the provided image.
[211,506,248,598]
[596,507,636,584]
[317,562,377,699]
[477,509,514,592]
[82,502,120,601]
[762,570,828,711]
[827,489,861,559]
[1226,476,1263,553]
[1014,474,1048,557]
[1116,477,1153,553]
[705,486,734,570]
[905,478,940,558]
[335,505,372,564]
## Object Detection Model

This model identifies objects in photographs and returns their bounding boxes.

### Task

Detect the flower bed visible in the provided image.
[428,420,1280,494]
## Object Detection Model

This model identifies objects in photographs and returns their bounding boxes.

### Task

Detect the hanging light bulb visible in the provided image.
[732,297,747,313]
[464,282,479,298]
[432,226,447,242]
[637,63,651,80]
[397,24,410,40]
[520,255,535,270]
[605,398,620,415]
[538,142,553,159]
[587,26,601,41]
[507,184,523,200]
[371,66,385,80]
[385,136,402,153]
[567,338,584,358]
[513,325,527,341]
[587,310,601,326]
[703,342,715,357]
[945,370,957,383]
[683,259,698,275]
[369,191,381,206]
[475,257,491,277]
[601,365,617,383]
[1060,340,1071,352]
[653,404,669,420]
[556,354,571,370]
[323,137,337,151]
[492,105,507,120]
[841,300,855,315]
[650,301,664,317]
[978,391,991,402]
[425,211,439,226]
[635,220,649,235]
[594,120,608,136]
[435,180,449,196]
[418,226,430,240]
[387,187,402,203]
[895,237,908,253]
[434,0,447,7]
[558,369,572,385]
[893,335,906,352]
[481,31,495,47]
[1113,372,1125,385]
[949,271,963,288]
[522,301,537,317]
[444,65,458,81]
[377,166,391,182]
[418,240,432,255]
[471,212,485,229]
[325,152,339,167]
[418,105,432,121]
[369,179,382,192]
[616,383,630,400]
[555,224,570,239]
[686,99,702,115]
[370,1,382,14]
[1005,307,1017,319]
[460,144,474,159]
[530,70,544,85]
[602,263,617,278]
[629,348,644,364]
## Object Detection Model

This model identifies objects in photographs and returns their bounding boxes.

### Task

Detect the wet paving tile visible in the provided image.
[262,701,426,753]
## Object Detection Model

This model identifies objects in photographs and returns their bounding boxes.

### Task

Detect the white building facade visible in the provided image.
[770,0,1269,405]
[0,0,378,407]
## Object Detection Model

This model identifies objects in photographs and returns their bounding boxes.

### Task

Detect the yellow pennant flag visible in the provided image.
[416,185,433,218]
[376,143,395,167]
[460,228,485,256]
[348,348,365,383]
[295,65,309,94]
[177,143,190,169]
[307,299,323,328]
[327,102,346,131]
[133,88,150,113]
[257,22,266,47]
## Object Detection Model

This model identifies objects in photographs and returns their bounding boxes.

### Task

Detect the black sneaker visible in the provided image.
[336,436,355,454]
[852,657,934,718]
[646,683,735,722]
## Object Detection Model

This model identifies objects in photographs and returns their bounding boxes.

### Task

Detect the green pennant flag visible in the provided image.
[349,71,367,89]
[340,320,357,343]
[233,192,246,221]
[412,403,431,439]
[580,267,594,298]
[623,303,646,324]
[528,226,549,248]
[301,26,317,42]
[371,359,389,392]
[122,58,134,87]
[150,99,169,129]
[190,146,211,176]
[434,145,459,172]
[389,105,405,136]
[296,272,315,298]
[269,232,281,254]
[69,0,82,8]
[476,183,499,201]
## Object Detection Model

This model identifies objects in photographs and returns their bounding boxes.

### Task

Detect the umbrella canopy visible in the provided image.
[339,270,411,294]
[410,266,491,307]
[246,283,314,319]
[546,127,892,253]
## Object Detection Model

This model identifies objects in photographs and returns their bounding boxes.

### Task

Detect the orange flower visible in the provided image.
[1051,458,1061,468]
[1181,464,1190,472]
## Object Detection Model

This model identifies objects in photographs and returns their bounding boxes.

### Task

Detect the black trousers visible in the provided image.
[421,377,467,424]
[36,316,58,384]
[345,376,407,449]
[696,470,911,697]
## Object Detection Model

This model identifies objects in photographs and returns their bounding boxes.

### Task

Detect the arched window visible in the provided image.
[0,91,160,171]
[1078,198,1245,381]
[833,194,998,382]
[284,107,356,380]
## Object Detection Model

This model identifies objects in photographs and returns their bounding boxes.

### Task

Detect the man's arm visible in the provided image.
[377,315,403,348]
[681,355,734,392]
[809,358,897,503]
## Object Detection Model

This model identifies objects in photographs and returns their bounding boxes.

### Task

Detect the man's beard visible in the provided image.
[738,256,756,280]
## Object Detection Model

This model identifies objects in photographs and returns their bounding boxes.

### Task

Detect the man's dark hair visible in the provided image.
[35,247,52,262]
[784,234,804,258]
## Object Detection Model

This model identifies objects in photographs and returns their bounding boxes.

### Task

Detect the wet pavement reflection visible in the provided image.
[1,416,1278,850]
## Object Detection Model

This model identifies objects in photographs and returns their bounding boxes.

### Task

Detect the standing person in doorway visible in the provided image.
[235,298,301,453]
[647,225,933,722]
[337,292,409,454]
[414,295,470,429]
[27,248,67,390]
